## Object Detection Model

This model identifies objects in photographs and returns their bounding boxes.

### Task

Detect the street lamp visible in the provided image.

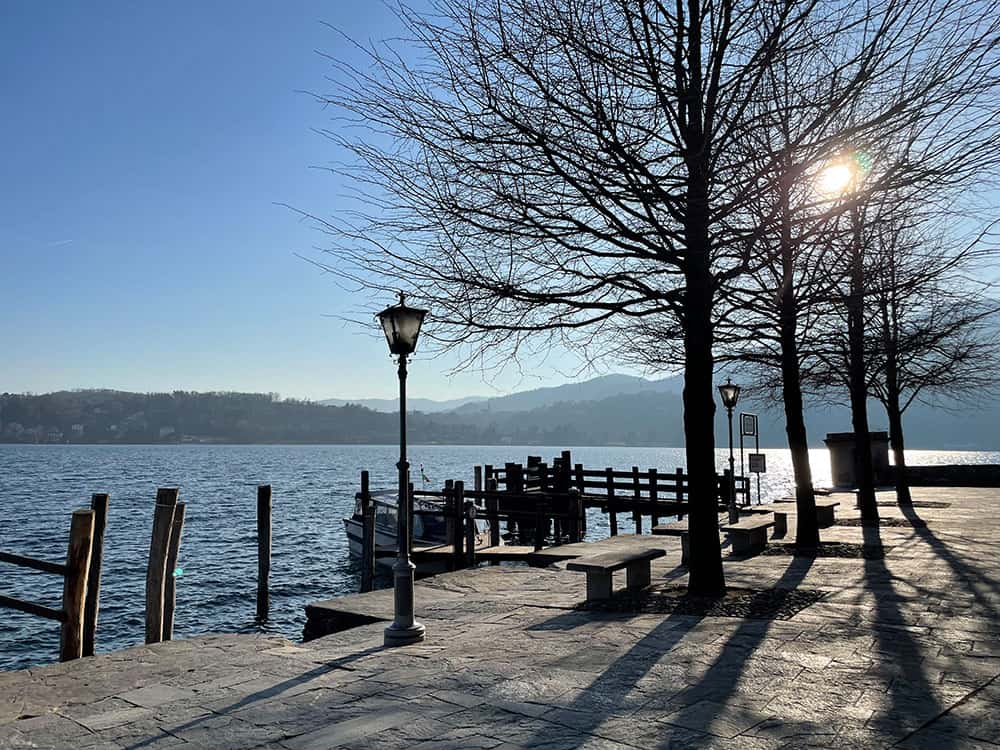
[376,291,427,647]
[718,378,741,524]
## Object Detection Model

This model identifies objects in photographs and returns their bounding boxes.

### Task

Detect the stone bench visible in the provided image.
[651,520,689,565]
[720,515,775,555]
[567,548,666,601]
[770,498,841,529]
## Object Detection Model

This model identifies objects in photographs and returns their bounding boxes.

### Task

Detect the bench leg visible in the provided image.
[586,570,613,601]
[774,514,787,538]
[680,533,689,566]
[626,561,651,591]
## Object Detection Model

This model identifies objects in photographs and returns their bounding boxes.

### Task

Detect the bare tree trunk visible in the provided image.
[847,210,879,522]
[777,174,820,550]
[880,298,913,506]
[886,399,912,505]
[683,256,725,594]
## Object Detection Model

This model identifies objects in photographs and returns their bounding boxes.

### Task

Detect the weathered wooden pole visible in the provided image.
[451,483,464,568]
[256,484,272,620]
[486,478,500,561]
[605,468,618,536]
[145,488,178,645]
[460,479,474,567]
[632,466,643,534]
[162,502,186,641]
[675,467,685,521]
[82,493,109,657]
[649,469,660,527]
[569,490,584,543]
[60,509,95,662]
[360,472,375,593]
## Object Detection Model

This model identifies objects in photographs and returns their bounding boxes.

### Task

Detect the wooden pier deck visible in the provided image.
[2,486,999,749]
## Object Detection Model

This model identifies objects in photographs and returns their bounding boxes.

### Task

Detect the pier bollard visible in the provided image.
[60,509,95,662]
[82,493,109,657]
[145,488,178,645]
[162,503,186,640]
[256,485,272,619]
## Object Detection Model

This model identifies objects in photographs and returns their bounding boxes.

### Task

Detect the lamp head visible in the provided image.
[718,378,741,410]
[377,291,427,356]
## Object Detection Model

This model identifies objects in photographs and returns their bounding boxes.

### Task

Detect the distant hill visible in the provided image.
[448,374,683,414]
[1,380,996,449]
[319,395,488,413]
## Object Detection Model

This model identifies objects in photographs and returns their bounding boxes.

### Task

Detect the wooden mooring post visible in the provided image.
[632,466,643,534]
[451,481,465,568]
[60,509,96,662]
[605,467,619,536]
[146,488,178,645]
[256,484,272,619]
[82,493,108,657]
[359,471,375,593]
[162,502,186,640]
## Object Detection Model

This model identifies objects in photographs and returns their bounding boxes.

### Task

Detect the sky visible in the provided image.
[0,2,593,402]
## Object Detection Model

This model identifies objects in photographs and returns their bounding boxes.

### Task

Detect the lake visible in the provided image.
[2,443,997,671]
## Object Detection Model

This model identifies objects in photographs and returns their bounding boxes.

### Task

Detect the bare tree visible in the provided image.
[310,0,1000,584]
[867,216,1000,504]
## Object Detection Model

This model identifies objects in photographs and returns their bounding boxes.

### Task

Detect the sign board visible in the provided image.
[740,413,758,437]
[748,453,766,474]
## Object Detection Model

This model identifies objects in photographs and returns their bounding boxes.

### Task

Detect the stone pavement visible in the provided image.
[2,486,999,749]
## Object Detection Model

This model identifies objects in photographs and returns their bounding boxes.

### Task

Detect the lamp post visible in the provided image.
[718,378,741,524]
[377,291,427,647]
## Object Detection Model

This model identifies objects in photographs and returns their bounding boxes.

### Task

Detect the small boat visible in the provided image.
[343,491,496,569]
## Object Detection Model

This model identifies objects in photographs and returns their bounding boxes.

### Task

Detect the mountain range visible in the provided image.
[325,373,998,450]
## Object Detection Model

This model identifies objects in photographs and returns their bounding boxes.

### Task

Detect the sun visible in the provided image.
[816,162,856,197]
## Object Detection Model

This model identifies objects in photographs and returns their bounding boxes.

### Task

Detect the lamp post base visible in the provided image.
[384,621,426,647]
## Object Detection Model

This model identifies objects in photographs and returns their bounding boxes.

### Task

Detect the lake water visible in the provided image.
[2,443,997,672]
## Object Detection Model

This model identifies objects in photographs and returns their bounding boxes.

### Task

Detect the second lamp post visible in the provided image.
[718,378,741,524]
[377,292,428,647]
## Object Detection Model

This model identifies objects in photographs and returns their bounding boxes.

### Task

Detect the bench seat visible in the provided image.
[568,548,666,601]
[720,515,775,555]
[652,521,690,564]
[770,498,840,528]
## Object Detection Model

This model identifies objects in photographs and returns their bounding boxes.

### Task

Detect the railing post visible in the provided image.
[449,485,462,568]
[574,463,587,535]
[162,502,186,641]
[463,494,475,568]
[60,509,95,662]
[82,493,109,657]
[676,467,685,521]
[649,469,660,528]
[146,488,178,645]
[632,466,643,534]
[360,471,375,593]
[569,489,584,543]
[605,468,618,536]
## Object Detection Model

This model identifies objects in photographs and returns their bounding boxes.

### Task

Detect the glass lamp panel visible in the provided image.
[718,382,741,408]
[377,304,427,355]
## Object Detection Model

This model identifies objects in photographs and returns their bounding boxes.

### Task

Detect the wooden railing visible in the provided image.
[0,494,108,662]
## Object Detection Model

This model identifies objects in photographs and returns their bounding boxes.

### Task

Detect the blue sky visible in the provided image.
[0,2,588,401]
